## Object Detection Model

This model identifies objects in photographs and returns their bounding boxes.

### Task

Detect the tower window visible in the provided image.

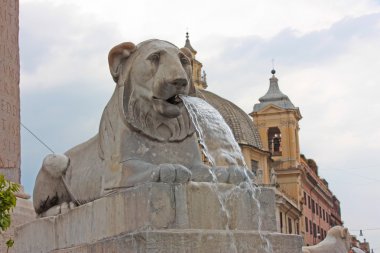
[268,127,282,156]
[288,217,292,234]
[251,160,259,175]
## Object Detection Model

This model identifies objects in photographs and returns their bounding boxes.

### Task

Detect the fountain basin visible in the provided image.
[15,182,301,253]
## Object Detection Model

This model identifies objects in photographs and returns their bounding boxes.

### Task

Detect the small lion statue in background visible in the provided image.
[302,226,351,253]
[33,39,250,216]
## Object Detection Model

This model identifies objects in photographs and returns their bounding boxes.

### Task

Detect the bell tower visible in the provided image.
[183,32,207,90]
[250,69,302,169]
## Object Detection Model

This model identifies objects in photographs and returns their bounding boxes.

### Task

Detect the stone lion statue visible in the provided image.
[33,39,250,216]
[302,226,351,253]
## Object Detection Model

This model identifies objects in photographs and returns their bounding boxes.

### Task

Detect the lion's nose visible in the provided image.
[170,78,188,88]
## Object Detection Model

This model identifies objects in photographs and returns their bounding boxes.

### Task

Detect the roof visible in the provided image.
[184,32,197,54]
[253,71,297,112]
[196,89,263,149]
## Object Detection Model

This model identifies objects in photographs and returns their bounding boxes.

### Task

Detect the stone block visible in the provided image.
[50,230,303,253]
[14,216,56,253]
[16,183,280,252]
[1,198,35,253]
[174,183,277,231]
[55,201,94,249]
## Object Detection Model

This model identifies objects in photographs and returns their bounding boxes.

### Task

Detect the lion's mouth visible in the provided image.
[152,94,184,118]
[166,95,182,105]
[153,95,182,105]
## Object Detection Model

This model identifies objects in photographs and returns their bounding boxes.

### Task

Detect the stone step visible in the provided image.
[50,229,303,253]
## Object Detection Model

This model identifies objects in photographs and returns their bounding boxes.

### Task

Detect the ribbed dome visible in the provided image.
[196,89,263,149]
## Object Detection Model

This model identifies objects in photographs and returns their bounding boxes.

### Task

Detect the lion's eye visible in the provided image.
[148,52,160,63]
[180,56,190,65]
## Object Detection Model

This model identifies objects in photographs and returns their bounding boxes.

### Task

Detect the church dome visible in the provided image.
[196,89,263,149]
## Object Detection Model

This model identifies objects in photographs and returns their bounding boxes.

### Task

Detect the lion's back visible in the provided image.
[64,134,105,203]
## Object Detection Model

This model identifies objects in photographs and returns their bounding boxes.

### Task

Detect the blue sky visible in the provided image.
[19,0,380,248]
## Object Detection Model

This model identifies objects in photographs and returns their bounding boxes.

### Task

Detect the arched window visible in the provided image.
[268,127,282,156]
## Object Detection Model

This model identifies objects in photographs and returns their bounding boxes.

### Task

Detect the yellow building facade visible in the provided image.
[250,70,303,235]
[250,70,343,244]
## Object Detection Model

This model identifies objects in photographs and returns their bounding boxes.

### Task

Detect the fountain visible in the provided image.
[15,39,303,252]
[182,95,274,253]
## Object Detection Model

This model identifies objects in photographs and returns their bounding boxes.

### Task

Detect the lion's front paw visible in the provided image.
[211,167,254,185]
[39,201,77,218]
[156,164,191,183]
[190,164,213,182]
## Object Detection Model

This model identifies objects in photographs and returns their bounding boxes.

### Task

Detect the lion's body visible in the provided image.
[33,39,251,216]
[33,40,207,214]
[63,128,202,204]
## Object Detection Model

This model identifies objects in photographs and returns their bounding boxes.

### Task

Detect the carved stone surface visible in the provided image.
[48,230,302,253]
[0,0,21,183]
[16,183,301,253]
[33,40,250,215]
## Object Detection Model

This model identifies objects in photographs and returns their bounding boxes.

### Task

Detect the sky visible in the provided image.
[19,0,380,249]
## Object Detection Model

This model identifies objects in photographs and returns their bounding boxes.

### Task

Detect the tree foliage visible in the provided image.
[0,174,19,250]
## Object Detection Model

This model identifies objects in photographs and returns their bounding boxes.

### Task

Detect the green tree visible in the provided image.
[0,174,19,252]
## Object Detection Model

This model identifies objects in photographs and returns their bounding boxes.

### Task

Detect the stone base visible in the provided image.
[51,230,302,253]
[0,197,35,253]
[15,182,302,253]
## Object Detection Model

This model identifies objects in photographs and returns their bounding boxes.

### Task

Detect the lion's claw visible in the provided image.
[39,201,77,218]
[210,167,254,185]
[190,164,213,182]
[174,165,192,183]
[157,164,191,183]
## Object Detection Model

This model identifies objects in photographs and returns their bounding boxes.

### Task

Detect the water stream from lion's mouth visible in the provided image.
[181,95,273,253]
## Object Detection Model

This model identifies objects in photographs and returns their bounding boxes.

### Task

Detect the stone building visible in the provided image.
[350,235,372,253]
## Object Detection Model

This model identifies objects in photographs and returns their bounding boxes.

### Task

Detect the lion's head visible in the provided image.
[328,226,351,250]
[107,39,196,142]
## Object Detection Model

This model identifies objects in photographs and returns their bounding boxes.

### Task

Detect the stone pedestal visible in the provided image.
[15,183,302,253]
[0,197,35,253]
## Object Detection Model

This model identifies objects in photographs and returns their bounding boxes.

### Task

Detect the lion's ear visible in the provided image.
[180,47,196,95]
[341,227,348,238]
[108,42,137,82]
[180,47,193,62]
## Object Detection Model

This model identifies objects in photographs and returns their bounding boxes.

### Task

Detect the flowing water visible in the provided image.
[181,95,273,253]
[181,95,245,167]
